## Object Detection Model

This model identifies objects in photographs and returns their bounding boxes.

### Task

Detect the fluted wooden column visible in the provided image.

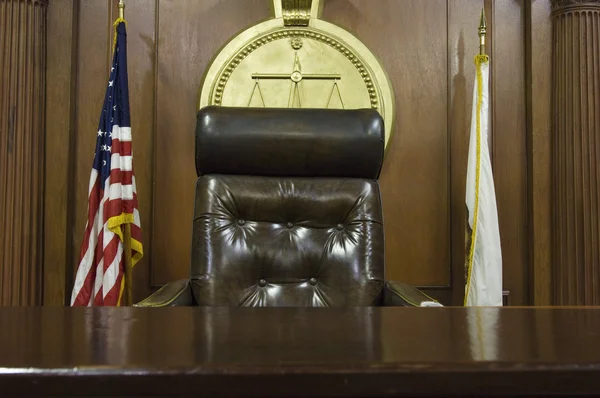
[552,0,600,305]
[0,0,48,306]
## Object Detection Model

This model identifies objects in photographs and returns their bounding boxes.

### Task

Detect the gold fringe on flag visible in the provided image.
[464,54,490,306]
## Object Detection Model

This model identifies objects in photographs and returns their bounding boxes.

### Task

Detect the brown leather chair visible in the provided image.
[136,106,437,307]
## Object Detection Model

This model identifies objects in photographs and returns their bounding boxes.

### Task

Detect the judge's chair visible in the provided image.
[136,106,437,307]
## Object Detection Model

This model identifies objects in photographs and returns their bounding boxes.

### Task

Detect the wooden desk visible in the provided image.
[0,307,599,397]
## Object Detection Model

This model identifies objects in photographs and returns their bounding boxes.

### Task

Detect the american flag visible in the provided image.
[71,21,143,306]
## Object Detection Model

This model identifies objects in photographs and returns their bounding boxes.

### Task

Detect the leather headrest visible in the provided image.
[195,106,385,179]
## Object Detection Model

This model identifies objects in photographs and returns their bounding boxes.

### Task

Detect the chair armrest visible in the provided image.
[383,281,443,307]
[134,279,194,307]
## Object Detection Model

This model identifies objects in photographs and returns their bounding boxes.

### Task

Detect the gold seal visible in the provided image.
[199,0,395,149]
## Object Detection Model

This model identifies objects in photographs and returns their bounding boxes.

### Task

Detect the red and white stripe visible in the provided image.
[71,125,142,306]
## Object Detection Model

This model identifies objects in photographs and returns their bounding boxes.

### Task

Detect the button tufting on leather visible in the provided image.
[286,222,294,229]
[258,279,267,287]
[336,223,344,230]
[237,219,245,226]
[309,277,317,285]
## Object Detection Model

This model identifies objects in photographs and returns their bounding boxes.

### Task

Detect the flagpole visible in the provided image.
[464,7,501,306]
[479,8,487,56]
[118,0,133,307]
[118,0,125,19]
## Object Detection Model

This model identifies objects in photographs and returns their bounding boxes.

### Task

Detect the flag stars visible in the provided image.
[108,80,114,87]
[113,105,117,111]
[97,129,103,137]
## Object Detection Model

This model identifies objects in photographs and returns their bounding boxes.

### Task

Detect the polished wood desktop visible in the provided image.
[0,307,599,397]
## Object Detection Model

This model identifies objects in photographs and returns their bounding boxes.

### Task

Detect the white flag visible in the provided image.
[464,55,503,306]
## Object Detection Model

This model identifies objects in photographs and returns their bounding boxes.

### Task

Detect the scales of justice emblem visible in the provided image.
[198,0,395,149]
[248,38,344,109]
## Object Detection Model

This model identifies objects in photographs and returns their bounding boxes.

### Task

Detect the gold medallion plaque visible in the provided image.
[199,0,395,149]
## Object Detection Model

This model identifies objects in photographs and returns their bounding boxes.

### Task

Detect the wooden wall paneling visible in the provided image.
[323,0,450,292]
[491,0,528,305]
[72,0,111,295]
[153,0,270,286]
[448,0,485,306]
[525,0,552,305]
[44,0,79,306]
[551,0,600,305]
[0,0,47,306]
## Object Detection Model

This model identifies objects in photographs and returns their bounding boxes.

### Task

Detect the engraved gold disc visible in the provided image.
[198,0,395,149]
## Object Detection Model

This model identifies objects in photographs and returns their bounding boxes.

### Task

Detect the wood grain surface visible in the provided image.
[1,307,600,397]
[526,0,552,305]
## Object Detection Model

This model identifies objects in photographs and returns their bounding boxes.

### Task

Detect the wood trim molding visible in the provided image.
[43,0,79,305]
[551,0,600,12]
[526,0,553,305]
[0,0,48,305]
[551,2,600,304]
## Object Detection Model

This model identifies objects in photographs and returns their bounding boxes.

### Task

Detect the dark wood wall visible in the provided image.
[42,0,553,306]
[527,0,553,306]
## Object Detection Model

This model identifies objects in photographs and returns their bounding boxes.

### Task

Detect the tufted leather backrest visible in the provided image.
[191,106,385,307]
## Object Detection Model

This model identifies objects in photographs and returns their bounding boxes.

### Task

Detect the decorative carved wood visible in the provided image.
[551,0,600,304]
[0,0,48,306]
[552,0,600,11]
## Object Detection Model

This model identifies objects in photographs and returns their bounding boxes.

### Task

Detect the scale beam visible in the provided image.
[251,73,341,80]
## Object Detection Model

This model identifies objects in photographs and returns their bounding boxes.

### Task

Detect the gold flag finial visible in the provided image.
[478,7,487,56]
[118,0,125,19]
